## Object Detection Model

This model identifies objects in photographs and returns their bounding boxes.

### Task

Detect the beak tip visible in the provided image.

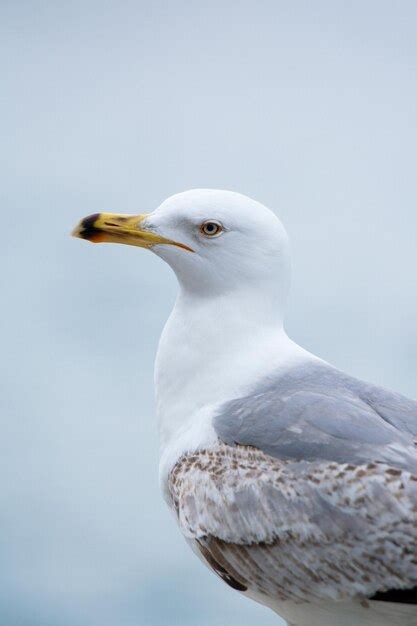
[71,213,102,242]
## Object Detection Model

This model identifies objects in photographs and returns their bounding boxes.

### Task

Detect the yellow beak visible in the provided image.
[71,212,194,252]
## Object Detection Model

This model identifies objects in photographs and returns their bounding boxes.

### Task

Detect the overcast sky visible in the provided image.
[1,1,417,625]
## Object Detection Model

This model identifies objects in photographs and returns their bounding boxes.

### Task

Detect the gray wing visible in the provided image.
[172,363,417,607]
[213,361,417,472]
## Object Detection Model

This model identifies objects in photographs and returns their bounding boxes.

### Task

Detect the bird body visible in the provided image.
[73,189,417,625]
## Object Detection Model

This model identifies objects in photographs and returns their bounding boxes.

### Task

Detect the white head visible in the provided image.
[147,189,290,308]
[73,189,291,325]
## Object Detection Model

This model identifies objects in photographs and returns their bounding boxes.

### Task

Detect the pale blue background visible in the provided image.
[1,1,417,625]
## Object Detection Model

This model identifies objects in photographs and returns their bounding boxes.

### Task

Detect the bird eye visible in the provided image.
[200,220,223,237]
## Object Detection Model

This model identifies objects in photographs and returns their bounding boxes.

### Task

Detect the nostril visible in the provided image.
[104,222,121,227]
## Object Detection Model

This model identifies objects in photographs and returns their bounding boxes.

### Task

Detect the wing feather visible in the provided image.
[169,444,417,602]
[213,362,417,472]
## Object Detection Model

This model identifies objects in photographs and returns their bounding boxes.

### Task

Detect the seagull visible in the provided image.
[73,189,417,626]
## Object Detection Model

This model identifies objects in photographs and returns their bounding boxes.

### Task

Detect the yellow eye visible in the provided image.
[200,220,223,237]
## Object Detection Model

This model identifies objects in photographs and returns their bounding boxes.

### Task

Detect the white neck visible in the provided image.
[154,285,312,481]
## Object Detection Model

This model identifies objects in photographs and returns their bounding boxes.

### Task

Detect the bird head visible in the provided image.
[72,189,291,308]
